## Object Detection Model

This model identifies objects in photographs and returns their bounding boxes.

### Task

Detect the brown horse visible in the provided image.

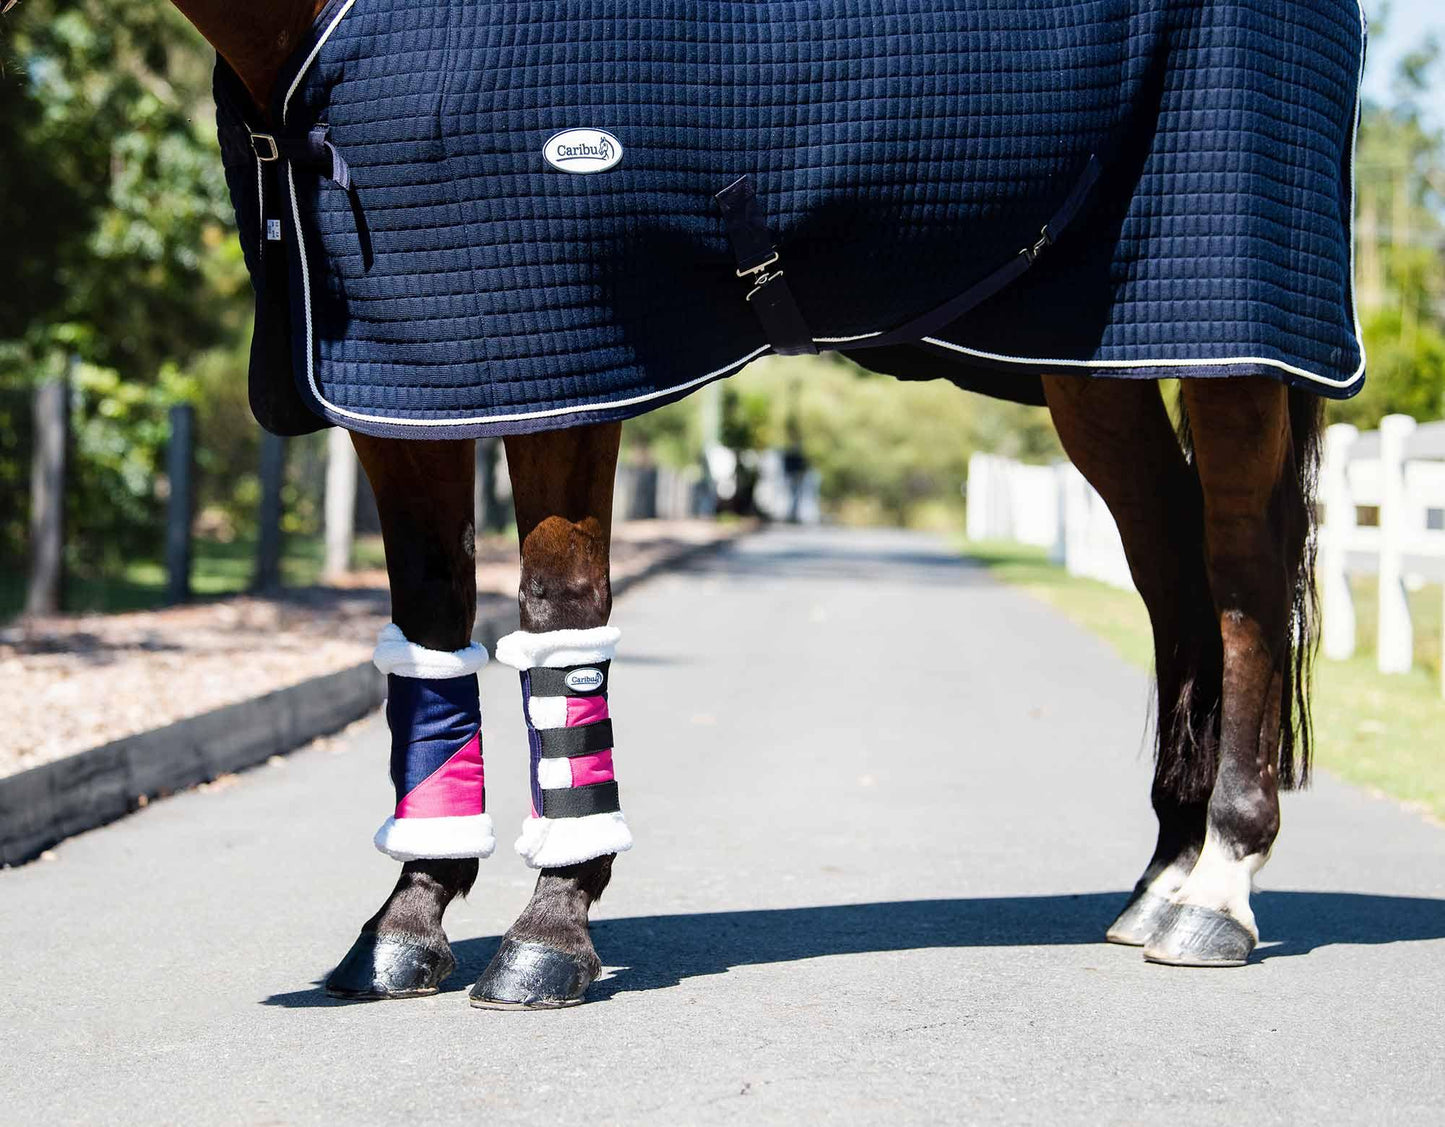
[156,0,1321,1007]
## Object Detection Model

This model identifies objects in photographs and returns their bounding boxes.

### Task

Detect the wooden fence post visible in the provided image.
[25,377,68,616]
[164,404,196,604]
[323,427,357,582]
[1376,414,1416,674]
[1320,423,1358,661]
[254,431,286,593]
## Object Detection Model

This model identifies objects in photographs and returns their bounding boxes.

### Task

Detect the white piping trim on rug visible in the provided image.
[373,623,488,679]
[515,811,632,869]
[281,0,1367,435]
[920,336,1367,391]
[496,626,620,670]
[374,813,496,861]
[281,0,358,128]
[1346,0,1368,383]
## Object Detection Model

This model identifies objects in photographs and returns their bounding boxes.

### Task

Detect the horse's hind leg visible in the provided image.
[470,422,626,1010]
[325,435,486,1000]
[1144,378,1314,967]
[1041,376,1219,946]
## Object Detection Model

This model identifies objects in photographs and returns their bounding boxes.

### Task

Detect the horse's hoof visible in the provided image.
[1143,903,1255,967]
[1105,889,1175,947]
[469,938,596,1010]
[324,932,456,1000]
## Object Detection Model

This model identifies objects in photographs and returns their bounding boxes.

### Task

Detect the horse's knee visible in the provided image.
[518,515,611,631]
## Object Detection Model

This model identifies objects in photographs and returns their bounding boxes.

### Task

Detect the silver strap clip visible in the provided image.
[1019,225,1054,265]
[737,252,783,302]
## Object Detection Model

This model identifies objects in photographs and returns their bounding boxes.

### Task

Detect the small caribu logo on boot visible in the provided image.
[543,129,623,174]
[565,667,605,692]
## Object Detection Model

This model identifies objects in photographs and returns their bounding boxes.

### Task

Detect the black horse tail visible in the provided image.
[1277,386,1322,790]
[1162,385,1321,801]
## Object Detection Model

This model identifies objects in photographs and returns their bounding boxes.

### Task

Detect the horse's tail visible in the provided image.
[1163,385,1320,800]
[1278,386,1322,790]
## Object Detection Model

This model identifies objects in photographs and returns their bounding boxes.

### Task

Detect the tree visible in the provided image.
[0,0,250,574]
[1337,21,1445,427]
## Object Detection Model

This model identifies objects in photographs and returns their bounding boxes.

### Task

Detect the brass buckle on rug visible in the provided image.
[249,132,281,162]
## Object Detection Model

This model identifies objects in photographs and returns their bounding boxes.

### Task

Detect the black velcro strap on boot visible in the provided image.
[528,661,610,698]
[537,720,614,759]
[715,176,818,357]
[540,781,621,818]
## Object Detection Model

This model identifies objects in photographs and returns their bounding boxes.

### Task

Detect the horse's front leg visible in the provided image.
[470,421,627,1009]
[326,435,490,1000]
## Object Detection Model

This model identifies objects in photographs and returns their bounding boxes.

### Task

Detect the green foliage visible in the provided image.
[0,0,252,577]
[1339,23,1445,428]
[620,396,702,468]
[1334,307,1445,425]
[66,358,194,574]
[727,354,1060,527]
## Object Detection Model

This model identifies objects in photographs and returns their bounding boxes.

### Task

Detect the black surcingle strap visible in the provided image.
[855,154,1104,349]
[715,176,819,357]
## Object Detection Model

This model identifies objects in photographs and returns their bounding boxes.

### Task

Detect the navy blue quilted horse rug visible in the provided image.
[216,0,1366,439]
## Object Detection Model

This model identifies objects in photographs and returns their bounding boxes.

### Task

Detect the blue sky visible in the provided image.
[1362,0,1445,128]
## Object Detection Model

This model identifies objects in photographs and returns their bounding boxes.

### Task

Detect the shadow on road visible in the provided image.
[261,890,1445,1006]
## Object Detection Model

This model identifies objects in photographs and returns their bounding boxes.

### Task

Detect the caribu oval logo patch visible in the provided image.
[565,667,606,692]
[543,129,623,174]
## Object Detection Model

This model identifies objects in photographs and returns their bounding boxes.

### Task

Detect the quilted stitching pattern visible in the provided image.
[223,0,1366,438]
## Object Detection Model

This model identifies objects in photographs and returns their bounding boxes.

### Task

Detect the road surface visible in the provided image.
[3,528,1443,1125]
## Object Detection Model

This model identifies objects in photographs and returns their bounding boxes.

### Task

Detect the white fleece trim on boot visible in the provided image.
[495,626,620,670]
[373,813,496,861]
[526,696,569,729]
[373,623,489,679]
[514,811,632,868]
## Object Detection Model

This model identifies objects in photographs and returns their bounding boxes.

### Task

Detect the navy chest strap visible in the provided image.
[248,125,352,191]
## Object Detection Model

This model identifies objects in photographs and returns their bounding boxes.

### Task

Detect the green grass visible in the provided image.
[0,534,382,621]
[1345,573,1442,681]
[964,539,1445,823]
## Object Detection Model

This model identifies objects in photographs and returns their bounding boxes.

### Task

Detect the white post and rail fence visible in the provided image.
[966,415,1445,697]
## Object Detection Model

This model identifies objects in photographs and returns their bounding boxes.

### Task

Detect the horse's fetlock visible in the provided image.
[1207,786,1279,857]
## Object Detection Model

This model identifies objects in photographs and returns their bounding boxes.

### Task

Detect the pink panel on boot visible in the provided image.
[569,749,615,787]
[566,696,610,727]
[395,732,485,818]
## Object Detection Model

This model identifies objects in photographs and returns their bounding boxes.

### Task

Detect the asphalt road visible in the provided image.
[3,527,1443,1126]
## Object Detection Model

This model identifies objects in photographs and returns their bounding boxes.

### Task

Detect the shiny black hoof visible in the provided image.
[469,938,597,1010]
[1105,889,1176,947]
[325,932,456,1000]
[1143,903,1256,968]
